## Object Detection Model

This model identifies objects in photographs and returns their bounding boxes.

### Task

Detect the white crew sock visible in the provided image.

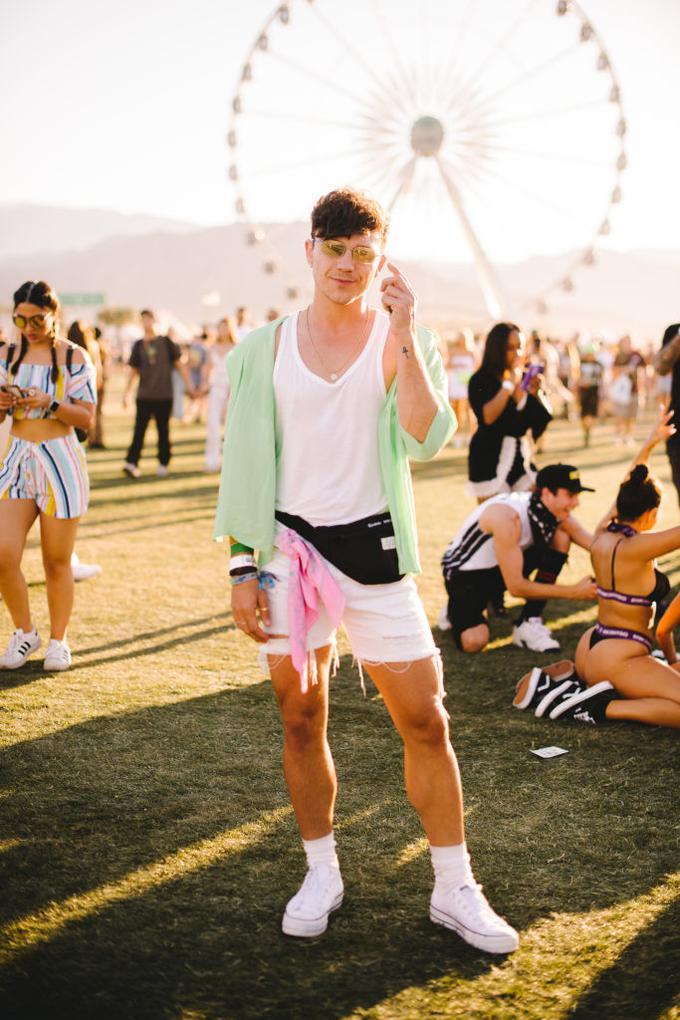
[303,833,339,870]
[430,842,474,888]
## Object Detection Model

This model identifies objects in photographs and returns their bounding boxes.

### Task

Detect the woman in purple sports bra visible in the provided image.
[571,410,680,727]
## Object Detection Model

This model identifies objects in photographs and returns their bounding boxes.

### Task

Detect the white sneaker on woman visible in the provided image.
[0,628,42,669]
[282,864,344,937]
[43,639,72,672]
[430,880,519,954]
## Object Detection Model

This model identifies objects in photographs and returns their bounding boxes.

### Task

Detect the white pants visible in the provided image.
[204,380,230,469]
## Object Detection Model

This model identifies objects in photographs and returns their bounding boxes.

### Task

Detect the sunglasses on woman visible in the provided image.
[13,312,51,329]
[312,238,381,263]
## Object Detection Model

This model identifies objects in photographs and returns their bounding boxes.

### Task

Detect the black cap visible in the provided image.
[535,463,595,494]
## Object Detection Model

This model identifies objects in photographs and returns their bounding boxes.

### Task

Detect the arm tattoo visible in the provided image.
[401,346,409,358]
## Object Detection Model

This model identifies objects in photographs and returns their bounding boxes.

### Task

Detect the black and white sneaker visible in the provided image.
[0,628,42,669]
[549,681,616,724]
[534,676,587,718]
[513,662,576,713]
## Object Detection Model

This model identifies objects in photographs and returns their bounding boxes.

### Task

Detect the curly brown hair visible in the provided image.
[310,188,389,245]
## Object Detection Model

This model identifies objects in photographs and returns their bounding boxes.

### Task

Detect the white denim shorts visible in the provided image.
[259,547,437,666]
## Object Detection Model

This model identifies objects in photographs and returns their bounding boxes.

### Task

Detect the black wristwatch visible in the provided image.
[48,400,61,415]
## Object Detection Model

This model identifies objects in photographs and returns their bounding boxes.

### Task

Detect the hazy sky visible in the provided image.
[2,0,679,261]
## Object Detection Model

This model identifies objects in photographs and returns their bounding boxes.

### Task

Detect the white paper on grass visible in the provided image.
[531,746,569,759]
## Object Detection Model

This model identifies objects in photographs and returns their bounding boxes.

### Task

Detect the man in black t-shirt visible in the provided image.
[654,323,680,505]
[122,309,195,478]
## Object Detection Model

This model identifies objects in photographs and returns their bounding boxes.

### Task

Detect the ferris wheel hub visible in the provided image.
[410,116,444,157]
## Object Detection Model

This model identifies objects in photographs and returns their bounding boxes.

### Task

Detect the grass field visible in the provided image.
[1,390,679,1020]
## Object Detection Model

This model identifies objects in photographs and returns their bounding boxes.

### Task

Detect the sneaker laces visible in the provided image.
[6,630,34,658]
[445,881,506,928]
[290,866,339,911]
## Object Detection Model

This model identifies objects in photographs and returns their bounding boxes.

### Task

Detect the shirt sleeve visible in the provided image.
[169,339,182,363]
[67,352,98,404]
[0,352,7,386]
[129,340,141,368]
[468,370,499,421]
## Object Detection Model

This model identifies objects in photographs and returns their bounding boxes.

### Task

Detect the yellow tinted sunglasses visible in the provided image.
[13,312,50,329]
[313,238,381,263]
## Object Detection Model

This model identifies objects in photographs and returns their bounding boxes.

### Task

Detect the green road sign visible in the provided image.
[58,293,105,306]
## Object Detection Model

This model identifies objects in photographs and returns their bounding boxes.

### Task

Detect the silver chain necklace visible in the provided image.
[305,308,372,382]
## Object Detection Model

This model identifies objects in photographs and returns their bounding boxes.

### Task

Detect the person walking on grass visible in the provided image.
[122,309,195,478]
[214,187,519,954]
[0,281,96,672]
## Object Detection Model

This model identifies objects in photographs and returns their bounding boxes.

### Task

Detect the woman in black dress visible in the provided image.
[468,322,552,503]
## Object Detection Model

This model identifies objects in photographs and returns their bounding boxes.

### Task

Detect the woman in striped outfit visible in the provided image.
[0,281,97,671]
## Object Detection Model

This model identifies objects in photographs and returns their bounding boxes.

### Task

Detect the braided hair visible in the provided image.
[12,280,61,383]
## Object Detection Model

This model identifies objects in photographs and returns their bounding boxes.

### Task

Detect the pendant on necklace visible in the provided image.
[330,372,338,381]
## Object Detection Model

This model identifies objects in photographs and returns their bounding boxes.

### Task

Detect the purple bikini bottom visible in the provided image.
[590,622,652,654]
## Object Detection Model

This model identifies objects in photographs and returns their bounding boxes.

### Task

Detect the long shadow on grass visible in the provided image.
[0,622,235,690]
[0,671,499,1019]
[1,646,679,1018]
[565,892,680,1020]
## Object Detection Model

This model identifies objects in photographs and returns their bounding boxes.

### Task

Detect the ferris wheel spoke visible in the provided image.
[244,149,368,178]
[243,108,360,132]
[480,96,610,130]
[467,159,597,230]
[368,0,415,100]
[266,50,367,107]
[478,142,614,168]
[307,3,392,96]
[385,159,418,214]
[435,157,509,320]
[457,0,543,98]
[469,41,583,111]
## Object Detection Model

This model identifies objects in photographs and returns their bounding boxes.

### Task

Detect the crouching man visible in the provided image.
[441,464,597,653]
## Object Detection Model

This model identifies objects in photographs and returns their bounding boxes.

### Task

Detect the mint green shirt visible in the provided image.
[213,316,455,575]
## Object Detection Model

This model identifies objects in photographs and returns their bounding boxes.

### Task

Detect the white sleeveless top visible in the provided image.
[442,492,533,573]
[274,309,390,526]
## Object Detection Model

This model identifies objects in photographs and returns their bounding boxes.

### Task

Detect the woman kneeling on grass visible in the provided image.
[514,410,680,728]
[0,281,96,672]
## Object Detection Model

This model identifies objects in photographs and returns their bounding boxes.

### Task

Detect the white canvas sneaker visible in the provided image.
[0,628,42,669]
[71,553,102,582]
[123,462,141,478]
[430,881,519,954]
[43,639,72,672]
[437,604,452,631]
[512,617,560,652]
[282,864,344,938]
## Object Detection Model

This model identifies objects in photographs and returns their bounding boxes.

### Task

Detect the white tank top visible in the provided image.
[274,309,390,526]
[442,492,534,573]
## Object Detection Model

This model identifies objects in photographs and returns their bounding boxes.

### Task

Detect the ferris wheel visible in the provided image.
[226,0,626,322]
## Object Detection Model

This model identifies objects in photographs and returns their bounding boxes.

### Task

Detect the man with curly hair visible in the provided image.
[214,188,519,953]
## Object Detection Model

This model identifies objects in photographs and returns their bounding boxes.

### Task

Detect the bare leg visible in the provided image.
[39,514,80,640]
[0,500,39,631]
[579,632,680,728]
[363,656,464,846]
[459,622,490,653]
[269,645,336,840]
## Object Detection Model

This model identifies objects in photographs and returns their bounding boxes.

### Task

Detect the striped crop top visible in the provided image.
[0,347,97,420]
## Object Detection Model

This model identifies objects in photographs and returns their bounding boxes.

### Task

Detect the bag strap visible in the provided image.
[5,343,16,382]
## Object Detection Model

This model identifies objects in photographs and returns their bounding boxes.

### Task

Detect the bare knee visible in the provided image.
[460,625,489,653]
[0,548,22,576]
[405,700,450,752]
[281,700,327,755]
[43,556,72,583]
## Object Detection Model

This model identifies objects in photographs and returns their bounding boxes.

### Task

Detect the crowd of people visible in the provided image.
[0,187,678,959]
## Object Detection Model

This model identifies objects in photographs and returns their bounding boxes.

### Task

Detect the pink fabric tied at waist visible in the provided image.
[277,527,345,693]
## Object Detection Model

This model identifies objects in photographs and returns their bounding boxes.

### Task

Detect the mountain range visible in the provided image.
[0,203,677,340]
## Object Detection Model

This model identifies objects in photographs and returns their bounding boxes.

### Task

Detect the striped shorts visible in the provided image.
[0,433,90,519]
